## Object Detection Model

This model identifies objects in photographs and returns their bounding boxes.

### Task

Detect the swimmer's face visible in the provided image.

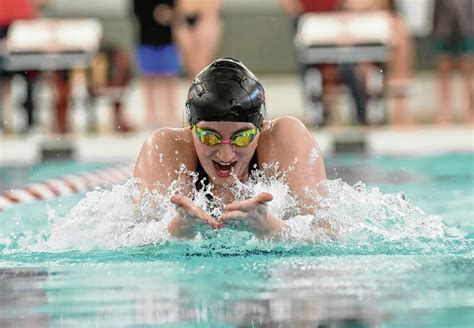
[192,121,259,186]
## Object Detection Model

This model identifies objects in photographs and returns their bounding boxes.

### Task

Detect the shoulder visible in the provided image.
[260,116,311,140]
[136,127,195,168]
[256,116,326,184]
[271,115,307,128]
[134,127,196,187]
[142,127,193,149]
[256,116,319,162]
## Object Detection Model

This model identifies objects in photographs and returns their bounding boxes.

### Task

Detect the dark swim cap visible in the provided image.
[186,57,266,128]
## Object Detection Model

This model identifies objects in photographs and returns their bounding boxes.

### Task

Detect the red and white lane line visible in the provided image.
[0,163,134,212]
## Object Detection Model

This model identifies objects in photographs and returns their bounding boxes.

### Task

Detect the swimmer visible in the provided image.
[134,57,327,239]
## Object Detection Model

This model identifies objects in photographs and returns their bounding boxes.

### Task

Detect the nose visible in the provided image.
[215,143,234,162]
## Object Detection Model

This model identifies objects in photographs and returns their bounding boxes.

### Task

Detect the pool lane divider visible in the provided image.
[0,163,134,212]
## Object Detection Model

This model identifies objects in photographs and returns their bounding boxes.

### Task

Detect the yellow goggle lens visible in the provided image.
[193,126,258,147]
[201,133,221,145]
[232,133,255,147]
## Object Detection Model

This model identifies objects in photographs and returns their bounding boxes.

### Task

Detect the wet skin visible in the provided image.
[191,121,259,188]
[134,116,327,239]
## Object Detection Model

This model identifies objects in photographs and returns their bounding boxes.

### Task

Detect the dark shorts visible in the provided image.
[435,38,474,56]
[433,0,473,57]
[135,43,180,76]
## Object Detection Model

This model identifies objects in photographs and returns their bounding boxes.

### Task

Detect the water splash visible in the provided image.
[301,180,469,254]
[3,163,469,256]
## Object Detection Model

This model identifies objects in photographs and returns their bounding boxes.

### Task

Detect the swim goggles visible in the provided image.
[193,125,259,147]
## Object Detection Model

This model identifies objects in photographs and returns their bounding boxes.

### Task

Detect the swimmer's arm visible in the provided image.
[134,128,195,193]
[261,117,337,237]
[134,129,224,239]
[260,117,326,207]
[134,128,196,226]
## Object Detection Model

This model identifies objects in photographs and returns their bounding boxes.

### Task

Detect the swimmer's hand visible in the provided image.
[168,195,221,239]
[220,192,288,238]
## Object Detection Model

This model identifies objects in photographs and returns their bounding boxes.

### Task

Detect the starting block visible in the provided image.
[4,18,102,71]
[294,11,391,125]
[2,19,103,134]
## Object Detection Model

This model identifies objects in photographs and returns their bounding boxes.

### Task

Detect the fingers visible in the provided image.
[171,195,202,216]
[220,210,247,223]
[170,192,274,231]
[188,207,220,228]
[170,195,220,228]
[220,210,251,230]
[170,194,192,208]
[254,192,273,203]
[224,192,273,212]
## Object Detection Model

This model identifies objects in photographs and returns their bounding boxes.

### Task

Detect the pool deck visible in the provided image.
[1,73,473,166]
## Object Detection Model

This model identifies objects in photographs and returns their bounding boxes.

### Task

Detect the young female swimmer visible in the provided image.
[134,57,327,239]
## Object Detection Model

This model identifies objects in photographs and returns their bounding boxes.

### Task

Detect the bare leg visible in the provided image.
[321,65,339,126]
[1,77,13,134]
[113,100,133,132]
[174,0,222,79]
[142,75,159,129]
[458,56,474,123]
[388,88,411,127]
[53,71,71,134]
[192,10,222,76]
[387,15,414,126]
[155,75,180,127]
[173,24,194,80]
[435,56,454,124]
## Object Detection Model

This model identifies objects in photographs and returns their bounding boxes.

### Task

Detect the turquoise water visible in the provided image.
[1,153,473,327]
[0,160,109,192]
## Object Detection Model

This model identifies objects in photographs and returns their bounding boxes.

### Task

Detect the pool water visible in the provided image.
[0,160,109,192]
[1,153,473,327]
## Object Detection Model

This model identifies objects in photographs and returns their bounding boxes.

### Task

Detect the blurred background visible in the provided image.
[0,0,472,165]
[1,3,473,326]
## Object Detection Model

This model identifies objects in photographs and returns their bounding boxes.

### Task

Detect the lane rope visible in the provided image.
[0,163,134,212]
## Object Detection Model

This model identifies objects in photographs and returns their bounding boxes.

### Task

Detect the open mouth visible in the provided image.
[213,161,236,177]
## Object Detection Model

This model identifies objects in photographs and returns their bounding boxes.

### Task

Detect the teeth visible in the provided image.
[216,161,232,166]
[215,161,233,172]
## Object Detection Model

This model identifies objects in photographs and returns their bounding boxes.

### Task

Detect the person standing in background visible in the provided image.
[173,0,223,80]
[0,0,47,134]
[342,0,415,127]
[433,0,473,125]
[132,0,181,129]
[88,43,134,133]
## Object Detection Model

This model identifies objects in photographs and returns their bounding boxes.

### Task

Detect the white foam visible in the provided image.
[8,163,465,254]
